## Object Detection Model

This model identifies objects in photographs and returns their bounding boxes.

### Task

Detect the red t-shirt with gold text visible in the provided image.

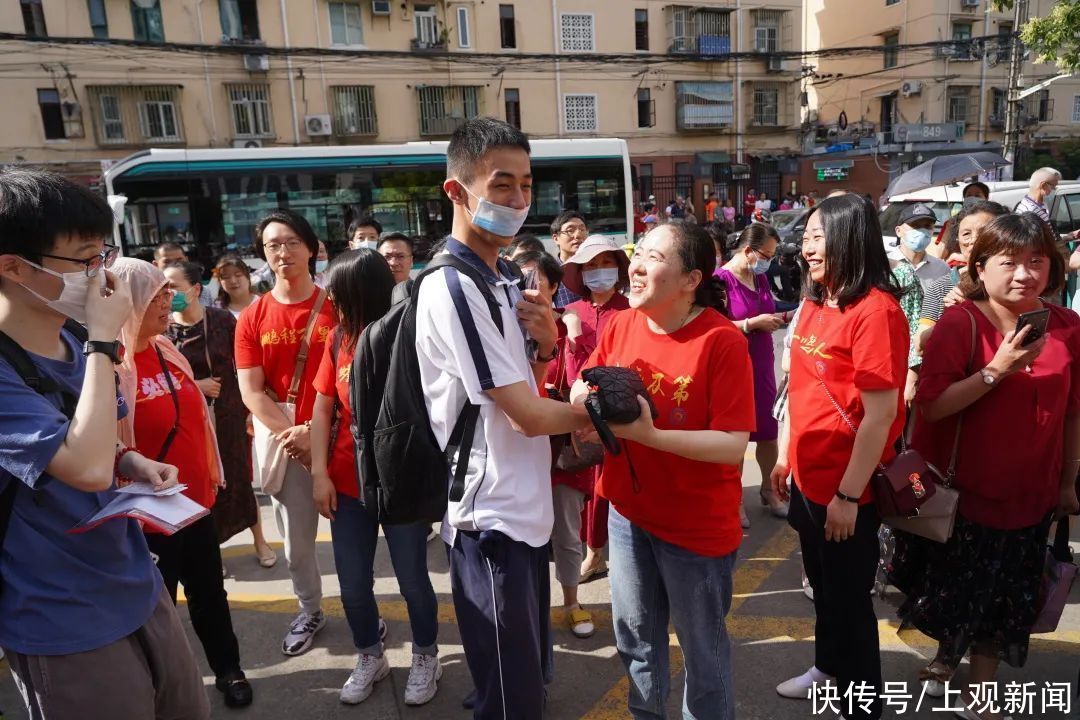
[234,289,337,425]
[788,289,909,506]
[584,308,756,557]
[313,332,360,499]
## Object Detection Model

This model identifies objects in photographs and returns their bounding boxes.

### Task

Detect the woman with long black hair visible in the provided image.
[770,194,910,720]
[309,249,442,707]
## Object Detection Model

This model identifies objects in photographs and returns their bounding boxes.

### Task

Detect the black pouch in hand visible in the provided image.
[581,367,659,455]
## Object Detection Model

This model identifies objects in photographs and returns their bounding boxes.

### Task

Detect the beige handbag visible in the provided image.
[251,289,327,495]
[884,308,975,544]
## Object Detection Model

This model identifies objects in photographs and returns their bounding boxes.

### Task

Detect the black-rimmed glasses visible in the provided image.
[38,244,119,277]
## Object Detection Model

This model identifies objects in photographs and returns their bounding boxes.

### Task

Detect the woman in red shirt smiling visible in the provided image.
[770,194,909,720]
[114,257,253,709]
[893,214,1080,720]
[571,220,755,720]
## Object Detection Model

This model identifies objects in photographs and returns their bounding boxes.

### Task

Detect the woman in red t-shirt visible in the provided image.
[308,250,442,707]
[770,194,909,720]
[570,221,755,720]
[113,258,253,709]
[891,214,1080,717]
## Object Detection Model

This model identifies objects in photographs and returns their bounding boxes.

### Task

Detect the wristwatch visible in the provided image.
[84,340,123,365]
[979,367,997,387]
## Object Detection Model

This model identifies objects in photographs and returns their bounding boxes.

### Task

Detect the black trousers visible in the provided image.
[789,482,883,720]
[448,530,551,720]
[145,513,242,680]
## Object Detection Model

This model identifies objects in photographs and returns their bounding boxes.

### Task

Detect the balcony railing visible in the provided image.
[85,85,185,148]
[667,6,732,55]
[417,85,482,136]
[675,81,734,130]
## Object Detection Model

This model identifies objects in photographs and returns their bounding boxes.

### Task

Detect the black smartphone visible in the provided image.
[1015,308,1050,347]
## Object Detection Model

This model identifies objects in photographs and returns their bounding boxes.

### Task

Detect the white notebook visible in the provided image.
[70,489,208,536]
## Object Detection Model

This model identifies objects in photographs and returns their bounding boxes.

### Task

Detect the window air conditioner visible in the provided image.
[305,114,333,136]
[767,55,783,72]
[232,139,263,148]
[901,80,922,97]
[372,0,391,15]
[243,53,269,72]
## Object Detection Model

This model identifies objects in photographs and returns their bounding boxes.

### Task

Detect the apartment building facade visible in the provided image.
[802,0,1079,195]
[7,0,803,206]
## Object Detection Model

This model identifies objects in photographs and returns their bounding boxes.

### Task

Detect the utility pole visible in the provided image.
[1000,0,1028,181]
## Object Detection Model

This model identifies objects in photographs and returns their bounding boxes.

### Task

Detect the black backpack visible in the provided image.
[350,253,521,525]
[0,320,89,554]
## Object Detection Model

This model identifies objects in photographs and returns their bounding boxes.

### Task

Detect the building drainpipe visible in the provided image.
[279,0,301,145]
[735,0,743,165]
[195,0,218,145]
[977,1,990,144]
[313,0,328,125]
[552,0,563,137]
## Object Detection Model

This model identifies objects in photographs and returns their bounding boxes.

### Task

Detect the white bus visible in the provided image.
[104,138,633,265]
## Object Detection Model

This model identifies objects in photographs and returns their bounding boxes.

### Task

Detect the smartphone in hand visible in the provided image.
[1015,308,1050,347]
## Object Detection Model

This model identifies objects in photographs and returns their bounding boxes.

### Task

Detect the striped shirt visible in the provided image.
[919,268,963,324]
[1017,195,1051,225]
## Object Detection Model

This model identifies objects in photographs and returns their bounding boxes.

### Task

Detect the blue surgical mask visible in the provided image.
[582,267,619,292]
[459,181,530,238]
[904,228,933,252]
[314,259,329,273]
[750,252,772,275]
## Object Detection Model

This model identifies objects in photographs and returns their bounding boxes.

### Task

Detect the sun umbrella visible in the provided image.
[886,152,1010,197]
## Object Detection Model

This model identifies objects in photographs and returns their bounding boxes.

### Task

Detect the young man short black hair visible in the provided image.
[348,216,383,250]
[0,168,207,718]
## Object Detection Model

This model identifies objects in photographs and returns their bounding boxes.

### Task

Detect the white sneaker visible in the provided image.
[776,665,834,699]
[281,610,326,656]
[403,653,442,706]
[802,572,814,601]
[923,678,947,698]
[340,653,390,704]
[378,617,388,642]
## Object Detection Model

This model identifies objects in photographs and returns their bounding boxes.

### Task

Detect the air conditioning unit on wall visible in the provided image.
[232,139,263,148]
[901,80,923,97]
[767,56,783,72]
[305,114,333,136]
[243,53,269,72]
[372,0,391,15]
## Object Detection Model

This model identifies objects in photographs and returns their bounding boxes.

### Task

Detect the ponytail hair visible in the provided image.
[665,219,729,316]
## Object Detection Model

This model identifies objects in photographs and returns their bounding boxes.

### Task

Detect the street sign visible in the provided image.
[817,167,850,181]
[893,123,966,142]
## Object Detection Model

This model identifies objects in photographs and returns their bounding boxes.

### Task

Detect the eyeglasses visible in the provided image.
[557,226,588,237]
[39,244,119,278]
[263,239,306,255]
[380,252,412,262]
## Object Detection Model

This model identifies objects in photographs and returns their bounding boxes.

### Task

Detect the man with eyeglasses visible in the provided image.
[377,232,415,285]
[550,210,588,309]
[0,169,208,719]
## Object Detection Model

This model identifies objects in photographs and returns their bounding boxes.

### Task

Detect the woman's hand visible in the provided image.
[119,451,180,492]
[279,424,312,468]
[769,462,791,502]
[196,376,222,399]
[313,471,337,520]
[987,325,1047,378]
[609,395,657,445]
[824,496,858,542]
[563,308,583,345]
[942,286,966,309]
[749,314,785,333]
[1056,485,1080,520]
[904,369,919,406]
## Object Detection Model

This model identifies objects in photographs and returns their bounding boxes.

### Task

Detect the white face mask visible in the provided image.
[18,259,92,323]
[582,267,619,292]
[458,181,530,238]
[351,239,377,251]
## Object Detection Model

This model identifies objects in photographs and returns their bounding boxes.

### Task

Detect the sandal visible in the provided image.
[579,557,607,583]
[918,663,953,698]
[256,544,278,568]
[568,606,595,638]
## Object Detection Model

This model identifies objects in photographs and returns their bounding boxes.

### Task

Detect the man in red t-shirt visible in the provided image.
[236,209,337,657]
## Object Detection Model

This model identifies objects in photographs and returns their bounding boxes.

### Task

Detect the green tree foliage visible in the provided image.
[993,0,1080,72]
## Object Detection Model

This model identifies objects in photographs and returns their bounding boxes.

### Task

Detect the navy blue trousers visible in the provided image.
[448,529,551,720]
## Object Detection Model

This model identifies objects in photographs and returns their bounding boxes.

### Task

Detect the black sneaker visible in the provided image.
[281,610,327,656]
[215,670,253,709]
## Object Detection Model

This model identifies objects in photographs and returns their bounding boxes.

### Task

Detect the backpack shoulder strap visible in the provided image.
[417,253,506,334]
[62,319,88,344]
[0,331,52,395]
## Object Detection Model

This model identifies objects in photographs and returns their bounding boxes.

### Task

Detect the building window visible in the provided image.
[87,0,108,38]
[990,87,1006,125]
[886,0,899,5]
[1073,95,1080,123]
[952,22,974,59]
[37,89,65,139]
[329,2,363,46]
[675,81,734,130]
[882,33,899,69]
[131,0,164,42]
[668,6,731,55]
[504,88,521,129]
[635,9,649,51]
[637,88,653,128]
[86,85,184,145]
[456,7,470,48]
[1024,89,1052,123]
[414,5,440,47]
[417,86,481,136]
[993,21,1013,64]
[21,0,47,36]
[227,83,274,138]
[946,86,973,124]
[499,5,516,49]
[220,0,260,41]
[561,13,594,52]
[753,85,780,125]
[331,85,377,136]
[564,94,597,133]
[753,10,781,53]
